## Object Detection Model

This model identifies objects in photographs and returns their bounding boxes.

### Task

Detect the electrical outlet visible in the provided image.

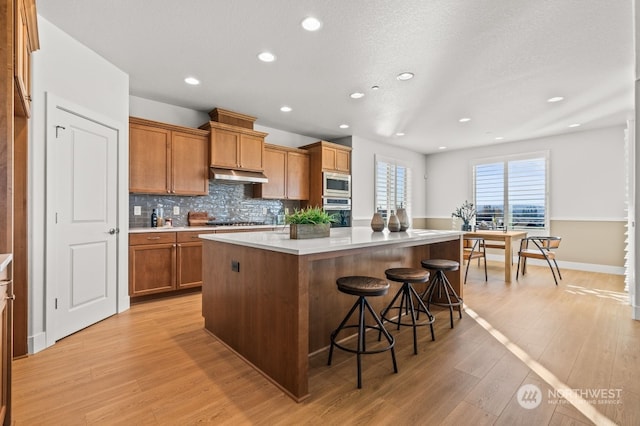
[285,208,289,215]
[134,206,141,216]
[231,260,240,272]
[262,207,268,215]
[173,206,180,215]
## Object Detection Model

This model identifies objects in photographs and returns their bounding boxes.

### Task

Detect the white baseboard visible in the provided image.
[28,331,47,354]
[485,253,624,275]
[632,303,640,320]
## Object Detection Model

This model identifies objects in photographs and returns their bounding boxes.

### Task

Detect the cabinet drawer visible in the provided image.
[177,230,216,242]
[130,232,176,245]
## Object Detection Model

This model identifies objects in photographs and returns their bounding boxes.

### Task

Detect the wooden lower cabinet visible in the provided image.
[129,233,177,297]
[129,230,219,298]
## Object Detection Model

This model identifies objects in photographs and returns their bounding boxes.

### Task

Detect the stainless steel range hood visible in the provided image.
[210,167,268,184]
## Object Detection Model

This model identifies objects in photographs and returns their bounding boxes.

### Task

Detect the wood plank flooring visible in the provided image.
[13,262,640,425]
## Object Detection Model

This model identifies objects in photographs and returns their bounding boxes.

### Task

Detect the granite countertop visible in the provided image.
[199,226,462,255]
[129,225,280,233]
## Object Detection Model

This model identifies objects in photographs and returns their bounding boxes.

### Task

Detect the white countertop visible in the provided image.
[200,226,462,255]
[129,225,278,233]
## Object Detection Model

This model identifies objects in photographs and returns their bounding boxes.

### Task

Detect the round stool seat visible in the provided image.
[337,276,389,297]
[421,259,460,271]
[385,267,430,283]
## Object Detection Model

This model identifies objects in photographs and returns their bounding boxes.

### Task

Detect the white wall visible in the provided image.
[129,96,318,148]
[29,17,129,353]
[424,126,627,221]
[351,136,428,223]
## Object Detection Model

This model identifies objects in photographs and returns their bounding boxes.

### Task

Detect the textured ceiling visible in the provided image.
[36,0,634,153]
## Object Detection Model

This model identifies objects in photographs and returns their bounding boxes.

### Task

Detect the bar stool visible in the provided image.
[328,276,398,388]
[379,268,435,355]
[420,259,463,329]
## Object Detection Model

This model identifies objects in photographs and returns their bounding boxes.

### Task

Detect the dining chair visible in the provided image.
[463,237,487,284]
[516,236,562,285]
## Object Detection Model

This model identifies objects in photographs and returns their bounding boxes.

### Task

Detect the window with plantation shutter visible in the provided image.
[375,155,411,220]
[473,152,548,230]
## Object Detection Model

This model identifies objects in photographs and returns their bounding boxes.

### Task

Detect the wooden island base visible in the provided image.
[202,230,462,401]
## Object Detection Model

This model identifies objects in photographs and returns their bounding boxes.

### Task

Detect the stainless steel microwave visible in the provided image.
[323,172,351,198]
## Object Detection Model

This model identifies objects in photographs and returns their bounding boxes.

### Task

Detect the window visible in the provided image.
[473,152,548,229]
[375,155,411,219]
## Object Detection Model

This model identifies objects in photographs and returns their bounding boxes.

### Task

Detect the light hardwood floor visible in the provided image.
[13,262,640,425]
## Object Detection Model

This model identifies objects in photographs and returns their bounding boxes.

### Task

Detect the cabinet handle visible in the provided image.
[146,236,161,240]
[6,295,15,301]
[191,236,200,239]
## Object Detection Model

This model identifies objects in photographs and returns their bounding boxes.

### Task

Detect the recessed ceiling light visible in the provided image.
[371,85,380,90]
[438,146,447,150]
[547,96,564,103]
[184,77,200,85]
[257,52,276,62]
[395,132,405,136]
[350,92,365,99]
[396,72,414,81]
[494,136,504,140]
[459,117,471,123]
[339,124,349,129]
[301,17,322,31]
[280,106,292,112]
[568,123,581,128]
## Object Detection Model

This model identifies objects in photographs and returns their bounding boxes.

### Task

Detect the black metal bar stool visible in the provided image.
[420,259,463,329]
[328,276,398,388]
[379,268,435,355]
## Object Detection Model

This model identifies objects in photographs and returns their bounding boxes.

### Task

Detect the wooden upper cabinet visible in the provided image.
[171,131,209,195]
[254,144,309,200]
[286,151,310,200]
[129,117,209,195]
[14,0,40,117]
[258,147,287,199]
[202,121,267,172]
[321,145,351,173]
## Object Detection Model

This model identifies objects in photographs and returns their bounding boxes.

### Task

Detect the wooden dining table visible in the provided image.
[464,230,528,283]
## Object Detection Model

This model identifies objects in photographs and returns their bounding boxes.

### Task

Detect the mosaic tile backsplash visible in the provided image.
[129,180,300,228]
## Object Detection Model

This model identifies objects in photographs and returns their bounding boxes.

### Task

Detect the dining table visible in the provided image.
[464,229,528,283]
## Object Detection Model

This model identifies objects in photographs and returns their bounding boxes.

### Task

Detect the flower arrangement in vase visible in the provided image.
[451,200,476,231]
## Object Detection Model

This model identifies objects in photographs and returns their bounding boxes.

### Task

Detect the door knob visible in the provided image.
[108,228,116,235]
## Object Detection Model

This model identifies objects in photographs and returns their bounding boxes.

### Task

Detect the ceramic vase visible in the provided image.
[396,208,410,231]
[387,213,401,232]
[370,212,385,232]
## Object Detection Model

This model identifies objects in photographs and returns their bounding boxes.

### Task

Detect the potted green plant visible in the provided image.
[286,207,335,239]
[452,200,476,231]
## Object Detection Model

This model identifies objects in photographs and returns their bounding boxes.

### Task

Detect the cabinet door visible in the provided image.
[14,0,32,117]
[259,148,286,199]
[129,243,176,296]
[321,147,337,171]
[335,149,351,173]
[129,124,171,193]
[286,152,309,200]
[171,131,209,195]
[210,127,240,168]
[239,134,264,171]
[0,280,10,425]
[177,242,204,289]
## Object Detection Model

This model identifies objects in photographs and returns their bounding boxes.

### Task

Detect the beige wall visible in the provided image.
[415,218,625,268]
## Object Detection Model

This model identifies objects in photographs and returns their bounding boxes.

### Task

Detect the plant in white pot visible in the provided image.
[286,207,336,239]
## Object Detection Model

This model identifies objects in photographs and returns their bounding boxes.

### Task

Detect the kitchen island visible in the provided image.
[200,227,462,401]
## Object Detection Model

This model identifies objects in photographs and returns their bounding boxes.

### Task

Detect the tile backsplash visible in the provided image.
[129,180,300,228]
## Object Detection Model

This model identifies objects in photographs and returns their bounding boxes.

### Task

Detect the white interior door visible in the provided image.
[48,106,118,340]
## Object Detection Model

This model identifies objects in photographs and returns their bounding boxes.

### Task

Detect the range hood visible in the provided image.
[210,167,268,184]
